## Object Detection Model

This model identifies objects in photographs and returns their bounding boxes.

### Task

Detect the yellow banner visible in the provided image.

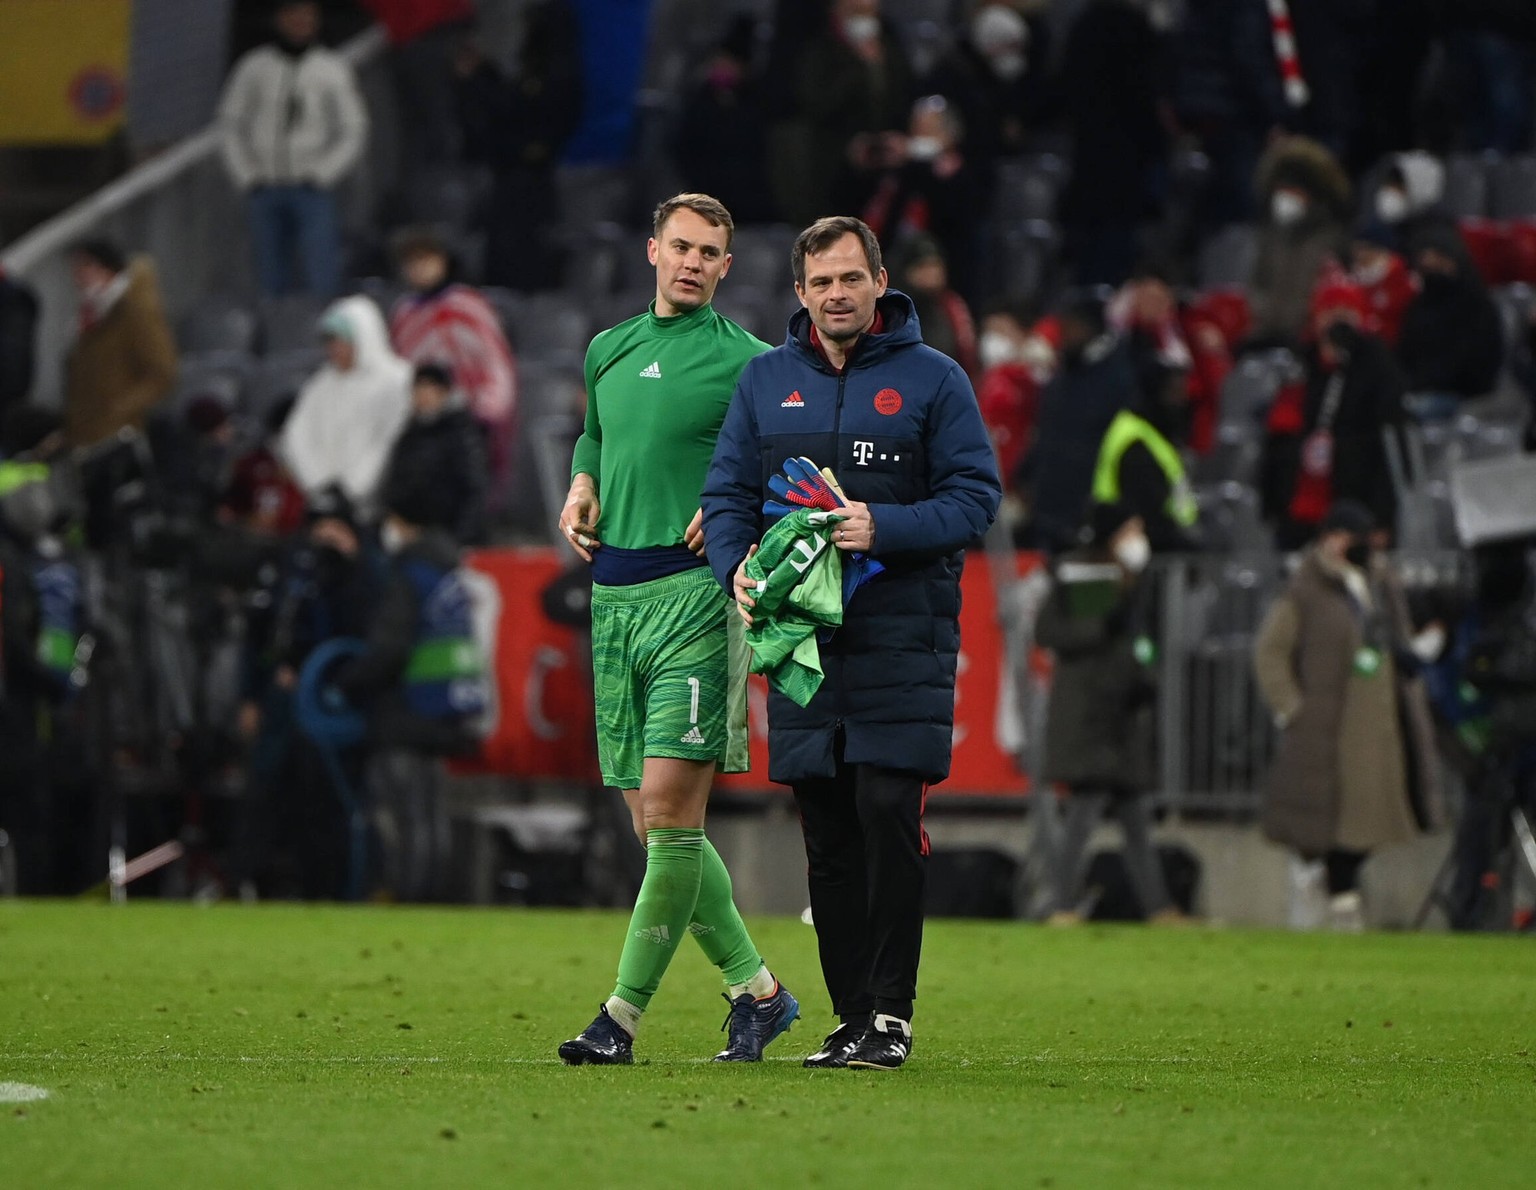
[0,0,131,144]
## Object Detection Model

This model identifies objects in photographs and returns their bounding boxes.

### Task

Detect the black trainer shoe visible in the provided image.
[558,1006,634,1066]
[802,1018,869,1069]
[846,1014,912,1070]
[713,981,800,1061]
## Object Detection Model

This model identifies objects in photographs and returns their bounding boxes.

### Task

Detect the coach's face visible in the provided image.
[795,232,887,343]
[649,208,732,317]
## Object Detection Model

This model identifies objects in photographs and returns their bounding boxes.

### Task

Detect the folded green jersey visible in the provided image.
[743,509,846,706]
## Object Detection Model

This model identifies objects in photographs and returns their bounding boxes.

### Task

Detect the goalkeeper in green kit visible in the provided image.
[556,194,799,1064]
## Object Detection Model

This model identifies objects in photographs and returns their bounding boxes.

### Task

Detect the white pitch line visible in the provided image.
[0,1082,50,1103]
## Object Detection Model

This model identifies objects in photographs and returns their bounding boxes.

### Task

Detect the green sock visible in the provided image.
[688,838,767,989]
[612,828,705,1011]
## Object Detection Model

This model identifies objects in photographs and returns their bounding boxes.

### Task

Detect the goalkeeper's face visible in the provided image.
[649,209,733,317]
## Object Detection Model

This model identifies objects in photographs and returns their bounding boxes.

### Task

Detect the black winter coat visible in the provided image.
[1396,274,1504,398]
[381,408,490,545]
[701,292,1001,784]
[1025,343,1137,552]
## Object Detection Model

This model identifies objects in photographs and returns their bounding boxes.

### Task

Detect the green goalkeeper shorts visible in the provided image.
[590,566,750,790]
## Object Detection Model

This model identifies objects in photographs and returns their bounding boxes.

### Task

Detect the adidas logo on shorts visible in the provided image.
[634,924,671,943]
[679,726,707,745]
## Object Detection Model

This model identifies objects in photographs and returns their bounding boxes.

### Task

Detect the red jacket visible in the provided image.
[360,0,474,44]
[977,362,1040,491]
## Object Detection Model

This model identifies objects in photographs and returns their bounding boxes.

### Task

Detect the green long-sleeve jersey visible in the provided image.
[571,301,770,550]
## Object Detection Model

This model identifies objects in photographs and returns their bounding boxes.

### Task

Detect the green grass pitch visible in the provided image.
[3,901,1533,1188]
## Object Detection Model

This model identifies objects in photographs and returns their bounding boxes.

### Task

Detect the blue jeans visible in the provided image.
[246,184,342,298]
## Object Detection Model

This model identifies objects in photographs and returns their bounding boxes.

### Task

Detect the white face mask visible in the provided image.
[841,14,879,44]
[979,330,1020,370]
[990,51,1026,81]
[380,521,407,554]
[1271,190,1308,227]
[1374,187,1410,224]
[906,135,943,162]
[1113,531,1151,574]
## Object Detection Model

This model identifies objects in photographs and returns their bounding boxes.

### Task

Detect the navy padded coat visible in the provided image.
[702,291,1001,784]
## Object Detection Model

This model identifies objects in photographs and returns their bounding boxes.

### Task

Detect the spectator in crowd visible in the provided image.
[358,0,475,171]
[1366,152,1449,254]
[1024,292,1137,553]
[1248,136,1352,347]
[925,1,1052,205]
[1260,281,1406,551]
[218,0,368,298]
[1396,226,1504,417]
[381,363,489,546]
[0,267,39,412]
[454,1,582,291]
[1035,501,1180,924]
[233,486,386,900]
[862,95,983,300]
[673,16,776,225]
[1088,397,1201,556]
[388,228,517,503]
[889,234,978,379]
[777,0,915,226]
[976,298,1043,498]
[280,297,411,517]
[1348,223,1416,347]
[62,239,177,448]
[1058,0,1166,286]
[1253,500,1430,932]
[1110,261,1232,456]
[329,476,489,900]
[221,397,308,539]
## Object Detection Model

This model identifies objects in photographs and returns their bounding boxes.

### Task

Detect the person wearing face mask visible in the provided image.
[1347,223,1415,347]
[1034,502,1184,925]
[218,0,368,298]
[1369,153,1449,252]
[1395,227,1504,419]
[62,239,177,449]
[1259,281,1407,551]
[379,363,490,546]
[778,0,915,225]
[976,301,1044,498]
[1249,136,1352,347]
[1253,501,1429,931]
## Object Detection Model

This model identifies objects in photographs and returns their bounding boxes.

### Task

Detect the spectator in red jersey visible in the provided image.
[1348,224,1416,347]
[388,227,517,507]
[222,397,308,539]
[1260,281,1407,550]
[975,299,1043,497]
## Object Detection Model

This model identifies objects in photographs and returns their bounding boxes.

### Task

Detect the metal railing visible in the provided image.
[0,26,392,408]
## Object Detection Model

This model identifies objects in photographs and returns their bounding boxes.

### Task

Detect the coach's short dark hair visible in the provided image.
[652,193,735,248]
[70,238,127,274]
[791,216,882,287]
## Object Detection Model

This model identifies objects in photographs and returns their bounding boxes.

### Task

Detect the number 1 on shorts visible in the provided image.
[687,675,700,725]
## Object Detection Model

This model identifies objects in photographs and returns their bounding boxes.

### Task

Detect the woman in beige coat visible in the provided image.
[1253,501,1427,930]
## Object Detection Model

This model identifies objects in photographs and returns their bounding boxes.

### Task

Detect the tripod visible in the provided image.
[1416,745,1536,930]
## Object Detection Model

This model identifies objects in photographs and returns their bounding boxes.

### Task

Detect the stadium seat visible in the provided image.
[1217,350,1291,427]
[1442,153,1490,220]
[506,294,591,364]
[479,286,529,347]
[725,224,798,293]
[561,222,624,302]
[984,219,1058,301]
[177,297,258,354]
[403,165,491,230]
[247,348,325,419]
[1197,225,1258,290]
[173,348,254,412]
[258,294,330,355]
[992,155,1065,223]
[1487,155,1536,220]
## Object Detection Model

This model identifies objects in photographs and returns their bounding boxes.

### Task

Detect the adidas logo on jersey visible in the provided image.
[679,726,707,745]
[781,390,805,408]
[639,360,662,378]
[634,924,671,944]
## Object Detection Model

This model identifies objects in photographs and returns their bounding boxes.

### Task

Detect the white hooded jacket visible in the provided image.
[218,44,368,190]
[280,296,411,514]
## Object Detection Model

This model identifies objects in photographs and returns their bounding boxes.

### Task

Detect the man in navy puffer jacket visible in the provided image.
[702,216,1000,1071]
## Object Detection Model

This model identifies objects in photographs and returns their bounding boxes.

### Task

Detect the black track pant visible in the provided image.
[792,750,927,1024]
